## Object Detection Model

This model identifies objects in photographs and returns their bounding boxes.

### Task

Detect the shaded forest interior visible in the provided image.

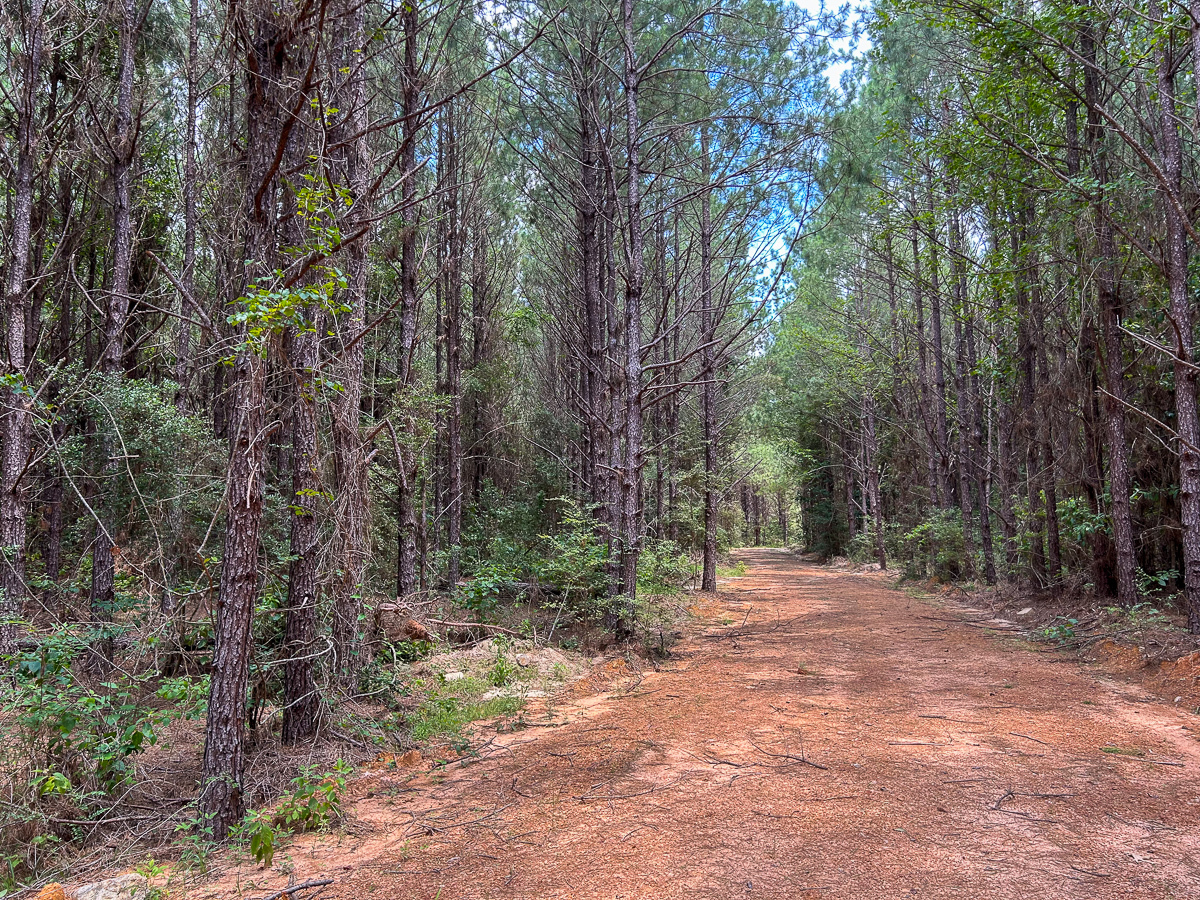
[3,0,1200,888]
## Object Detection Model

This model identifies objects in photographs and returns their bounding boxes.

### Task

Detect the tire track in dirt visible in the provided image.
[202,550,1200,899]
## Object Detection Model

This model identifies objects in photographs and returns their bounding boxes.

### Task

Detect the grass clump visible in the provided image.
[717,560,748,578]
[408,694,522,742]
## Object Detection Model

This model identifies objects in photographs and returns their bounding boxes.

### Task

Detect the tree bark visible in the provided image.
[910,202,940,509]
[1032,266,1062,580]
[443,104,463,589]
[1157,42,1200,632]
[618,0,644,612]
[924,179,952,507]
[855,262,885,569]
[963,281,995,583]
[699,129,719,592]
[201,351,267,836]
[90,0,140,663]
[1082,18,1137,607]
[394,0,421,599]
[0,0,45,656]
[200,0,290,836]
[174,0,199,410]
[283,318,321,744]
[281,106,320,742]
[1013,206,1046,588]
[330,0,372,675]
[949,203,975,577]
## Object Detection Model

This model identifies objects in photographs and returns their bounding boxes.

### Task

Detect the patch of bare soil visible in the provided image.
[191,550,1200,899]
[926,574,1200,713]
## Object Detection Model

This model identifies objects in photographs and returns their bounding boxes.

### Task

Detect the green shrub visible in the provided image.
[2,627,185,798]
[1041,617,1078,644]
[456,561,521,621]
[846,530,876,564]
[900,510,965,581]
[636,539,692,595]
[536,500,610,610]
[235,761,351,868]
[275,761,351,832]
[487,637,517,687]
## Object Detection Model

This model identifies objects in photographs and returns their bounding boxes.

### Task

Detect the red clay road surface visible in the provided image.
[201,550,1200,900]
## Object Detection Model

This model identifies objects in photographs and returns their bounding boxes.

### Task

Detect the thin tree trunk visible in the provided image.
[469,217,488,501]
[1014,203,1046,589]
[444,105,463,589]
[925,180,952,506]
[666,212,681,543]
[699,129,718,592]
[90,0,140,663]
[618,0,644,611]
[1033,266,1062,580]
[843,434,857,543]
[910,204,939,508]
[283,319,320,743]
[1157,42,1200,632]
[0,0,45,656]
[857,266,886,569]
[580,78,606,518]
[330,0,372,674]
[1082,18,1137,607]
[949,204,975,577]
[175,0,199,410]
[201,350,267,836]
[991,241,1018,578]
[965,286,995,583]
[752,486,762,546]
[395,0,420,598]
[281,115,319,742]
[200,0,289,836]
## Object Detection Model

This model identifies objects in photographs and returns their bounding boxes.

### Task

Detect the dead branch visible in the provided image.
[253,878,335,900]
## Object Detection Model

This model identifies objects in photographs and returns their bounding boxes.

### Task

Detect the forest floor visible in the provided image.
[193,550,1200,900]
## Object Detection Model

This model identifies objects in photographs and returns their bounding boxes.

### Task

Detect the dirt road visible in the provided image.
[223,551,1200,899]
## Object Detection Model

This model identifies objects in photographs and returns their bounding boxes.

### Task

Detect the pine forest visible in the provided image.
[3,0,1200,894]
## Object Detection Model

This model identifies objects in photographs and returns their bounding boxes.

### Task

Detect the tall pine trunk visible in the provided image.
[1082,19,1137,607]
[618,0,644,610]
[90,0,139,663]
[0,0,45,656]
[394,0,420,599]
[1157,43,1200,632]
[699,130,718,592]
[281,119,319,743]
[200,0,289,835]
[330,0,372,674]
[949,203,975,576]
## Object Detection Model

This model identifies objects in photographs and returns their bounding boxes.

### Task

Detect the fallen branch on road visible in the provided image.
[253,878,335,900]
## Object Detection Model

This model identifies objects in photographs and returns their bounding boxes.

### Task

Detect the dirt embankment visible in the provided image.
[189,550,1200,900]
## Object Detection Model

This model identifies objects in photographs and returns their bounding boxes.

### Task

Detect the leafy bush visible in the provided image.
[1041,617,1078,644]
[846,530,877,564]
[1104,600,1171,629]
[1135,567,1179,600]
[900,510,965,581]
[536,499,610,611]
[275,761,351,832]
[487,638,517,687]
[636,539,692,595]
[456,560,521,621]
[235,761,351,868]
[2,627,186,798]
